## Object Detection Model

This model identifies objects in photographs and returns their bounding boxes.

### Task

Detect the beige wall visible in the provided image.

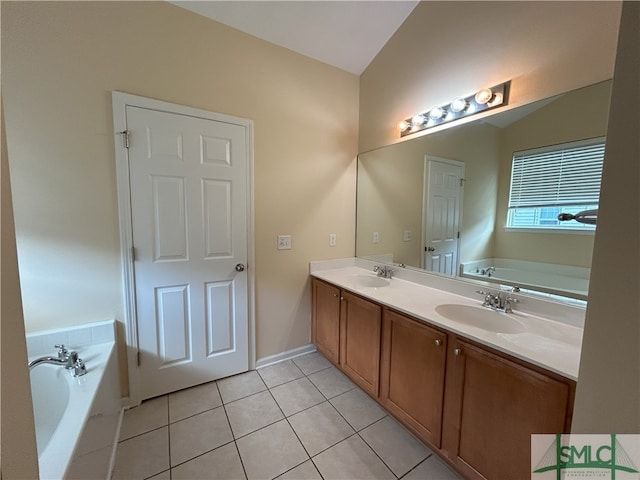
[1,102,40,479]
[360,1,621,152]
[572,1,639,432]
[493,81,611,268]
[2,1,359,395]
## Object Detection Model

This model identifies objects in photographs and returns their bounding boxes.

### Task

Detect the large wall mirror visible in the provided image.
[356,80,611,301]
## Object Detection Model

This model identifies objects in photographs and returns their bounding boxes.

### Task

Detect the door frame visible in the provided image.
[421,155,465,275]
[112,92,255,406]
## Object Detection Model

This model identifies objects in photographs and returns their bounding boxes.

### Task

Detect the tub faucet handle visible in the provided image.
[55,344,69,359]
[72,358,87,377]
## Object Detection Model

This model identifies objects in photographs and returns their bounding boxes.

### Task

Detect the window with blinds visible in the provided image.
[507,138,605,230]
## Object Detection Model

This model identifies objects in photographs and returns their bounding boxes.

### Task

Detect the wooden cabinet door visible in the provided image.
[442,339,574,480]
[311,279,341,364]
[340,291,382,396]
[380,309,447,448]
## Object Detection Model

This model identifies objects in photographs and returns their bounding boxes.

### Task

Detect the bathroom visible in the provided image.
[1,1,638,479]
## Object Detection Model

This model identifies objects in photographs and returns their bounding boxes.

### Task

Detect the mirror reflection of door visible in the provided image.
[423,157,464,275]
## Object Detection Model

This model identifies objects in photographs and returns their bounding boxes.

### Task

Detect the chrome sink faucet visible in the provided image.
[28,344,87,377]
[373,265,394,279]
[476,290,518,313]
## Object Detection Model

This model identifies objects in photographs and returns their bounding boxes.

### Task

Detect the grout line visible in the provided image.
[168,439,237,470]
[397,453,434,480]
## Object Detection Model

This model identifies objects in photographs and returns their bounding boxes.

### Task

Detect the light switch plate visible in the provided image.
[278,235,292,250]
[373,232,380,244]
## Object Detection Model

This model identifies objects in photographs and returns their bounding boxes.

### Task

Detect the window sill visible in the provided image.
[504,227,595,235]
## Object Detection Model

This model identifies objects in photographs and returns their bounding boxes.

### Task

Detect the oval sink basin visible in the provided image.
[350,275,390,288]
[435,304,526,333]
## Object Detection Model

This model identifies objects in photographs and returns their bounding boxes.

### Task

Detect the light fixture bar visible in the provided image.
[399,81,510,137]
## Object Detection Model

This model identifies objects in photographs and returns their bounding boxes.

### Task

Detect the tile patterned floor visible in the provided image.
[112,352,463,480]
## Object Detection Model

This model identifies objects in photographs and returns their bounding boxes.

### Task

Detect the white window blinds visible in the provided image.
[508,138,605,209]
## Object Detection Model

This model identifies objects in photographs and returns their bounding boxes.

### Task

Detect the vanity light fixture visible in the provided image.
[450,97,468,113]
[428,106,445,120]
[398,81,510,137]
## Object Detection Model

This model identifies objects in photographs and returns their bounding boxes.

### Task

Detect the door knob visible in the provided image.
[235,263,245,272]
[427,246,435,252]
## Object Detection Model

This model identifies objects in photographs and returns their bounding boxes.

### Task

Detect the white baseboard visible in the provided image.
[256,344,317,369]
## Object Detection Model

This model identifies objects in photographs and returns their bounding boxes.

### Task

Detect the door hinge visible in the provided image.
[131,246,136,262]
[459,178,466,187]
[457,231,460,239]
[137,351,141,366]
[118,130,130,149]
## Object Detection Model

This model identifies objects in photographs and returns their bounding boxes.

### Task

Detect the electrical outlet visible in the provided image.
[373,231,380,244]
[277,235,292,250]
[329,233,336,247]
[403,230,412,241]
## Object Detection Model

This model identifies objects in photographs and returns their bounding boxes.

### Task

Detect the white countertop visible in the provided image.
[310,262,582,381]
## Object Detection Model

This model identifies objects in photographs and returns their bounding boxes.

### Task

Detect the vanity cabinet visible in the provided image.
[311,278,382,396]
[339,291,382,396]
[311,278,341,364]
[380,308,448,448]
[311,277,576,480]
[441,337,574,480]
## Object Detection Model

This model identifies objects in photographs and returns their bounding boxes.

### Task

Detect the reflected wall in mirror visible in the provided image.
[356,81,612,301]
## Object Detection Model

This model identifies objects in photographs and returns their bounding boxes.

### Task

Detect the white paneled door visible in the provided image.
[423,157,463,276]
[127,106,249,400]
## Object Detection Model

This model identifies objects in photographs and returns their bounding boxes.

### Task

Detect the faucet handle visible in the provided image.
[72,358,87,377]
[55,344,69,358]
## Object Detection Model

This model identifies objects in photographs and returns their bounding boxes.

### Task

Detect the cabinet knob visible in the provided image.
[340,296,345,301]
[333,293,339,298]
[454,348,462,356]
[434,339,442,347]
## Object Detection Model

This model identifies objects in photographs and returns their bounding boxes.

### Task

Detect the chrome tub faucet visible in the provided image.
[28,344,87,377]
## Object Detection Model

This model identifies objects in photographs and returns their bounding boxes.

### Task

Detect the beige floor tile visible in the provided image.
[292,352,332,375]
[258,360,304,388]
[169,381,222,423]
[225,390,284,438]
[236,420,309,480]
[404,455,463,480]
[330,388,387,431]
[270,377,326,416]
[169,406,233,466]
[360,416,432,477]
[313,435,395,480]
[307,366,356,399]
[288,401,355,456]
[119,396,168,441]
[276,460,322,480]
[172,442,246,479]
[147,470,171,480]
[218,370,267,404]
[112,427,169,479]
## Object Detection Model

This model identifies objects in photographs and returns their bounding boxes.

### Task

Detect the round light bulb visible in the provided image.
[411,114,426,126]
[398,120,410,131]
[450,97,467,113]
[428,107,444,120]
[475,88,493,105]
[488,92,504,106]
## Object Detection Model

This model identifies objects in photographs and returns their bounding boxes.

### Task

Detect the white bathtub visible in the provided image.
[29,341,121,479]
[461,258,590,301]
